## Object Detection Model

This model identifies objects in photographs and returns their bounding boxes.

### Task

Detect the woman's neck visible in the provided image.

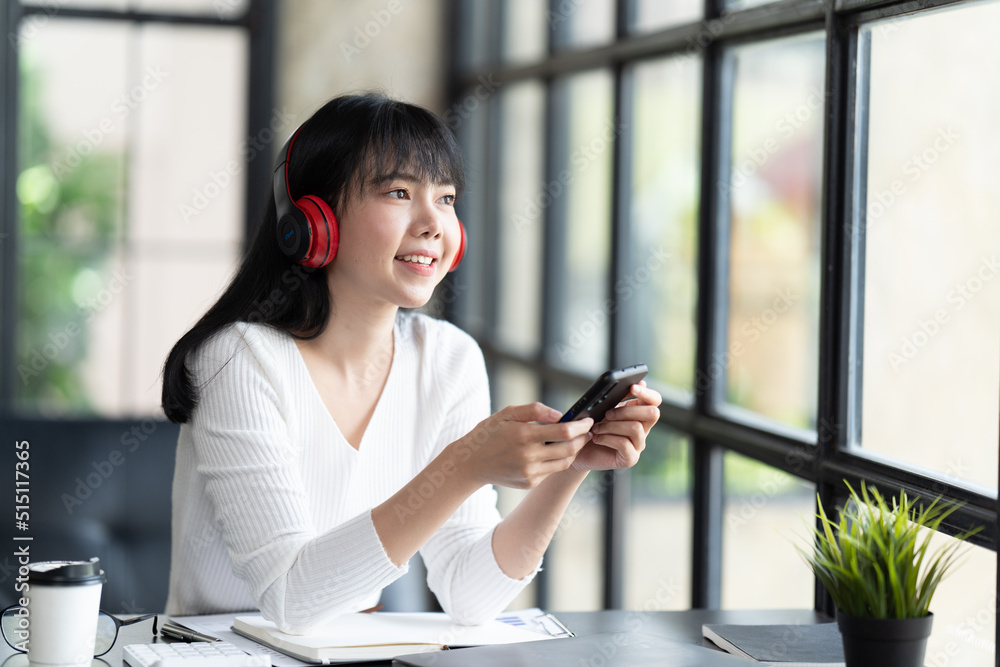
[302,293,398,382]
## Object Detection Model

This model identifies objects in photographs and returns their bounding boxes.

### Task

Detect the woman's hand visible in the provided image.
[451,403,594,490]
[571,381,661,472]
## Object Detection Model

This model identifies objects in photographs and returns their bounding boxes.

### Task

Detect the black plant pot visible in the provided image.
[836,611,933,667]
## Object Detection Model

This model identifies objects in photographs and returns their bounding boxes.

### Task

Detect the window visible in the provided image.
[550,0,615,51]
[449,1,999,653]
[496,81,546,356]
[626,426,692,611]
[548,70,615,375]
[720,32,825,432]
[627,55,701,401]
[630,0,702,33]
[853,1,1000,492]
[721,452,813,608]
[5,2,265,418]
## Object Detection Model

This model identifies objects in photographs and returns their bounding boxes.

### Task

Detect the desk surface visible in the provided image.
[0,609,828,666]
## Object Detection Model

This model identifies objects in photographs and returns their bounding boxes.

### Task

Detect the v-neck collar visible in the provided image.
[288,316,400,454]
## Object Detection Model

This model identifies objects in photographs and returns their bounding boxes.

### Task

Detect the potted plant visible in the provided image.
[798,482,981,667]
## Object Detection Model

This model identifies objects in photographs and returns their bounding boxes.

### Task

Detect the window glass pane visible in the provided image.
[16,19,247,417]
[17,21,129,415]
[725,0,779,8]
[130,24,248,415]
[21,0,247,15]
[551,0,615,51]
[627,56,701,400]
[630,0,702,32]
[503,0,547,64]
[132,0,247,16]
[21,0,126,6]
[721,451,814,609]
[626,427,691,610]
[492,363,541,610]
[919,535,995,667]
[548,384,604,612]
[548,70,614,374]
[722,33,825,431]
[548,471,604,611]
[856,2,1000,491]
[496,81,545,355]
[453,95,491,337]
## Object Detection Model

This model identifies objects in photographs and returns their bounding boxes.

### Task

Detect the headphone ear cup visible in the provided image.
[295,195,339,268]
[276,208,311,264]
[449,220,466,273]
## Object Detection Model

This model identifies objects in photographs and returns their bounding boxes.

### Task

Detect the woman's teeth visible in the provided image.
[397,254,433,266]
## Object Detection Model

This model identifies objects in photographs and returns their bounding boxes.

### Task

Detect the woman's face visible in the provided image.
[327,170,461,311]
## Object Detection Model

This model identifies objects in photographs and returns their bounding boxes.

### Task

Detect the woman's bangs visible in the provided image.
[360,106,465,196]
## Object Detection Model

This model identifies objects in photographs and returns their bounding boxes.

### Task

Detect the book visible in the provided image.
[701,623,846,666]
[396,631,760,667]
[231,610,558,663]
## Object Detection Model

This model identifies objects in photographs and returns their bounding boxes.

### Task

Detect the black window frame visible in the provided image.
[446,0,999,642]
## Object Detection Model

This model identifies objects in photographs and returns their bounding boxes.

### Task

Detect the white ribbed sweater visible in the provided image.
[165,312,535,634]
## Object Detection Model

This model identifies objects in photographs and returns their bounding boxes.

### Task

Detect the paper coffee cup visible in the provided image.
[25,558,105,667]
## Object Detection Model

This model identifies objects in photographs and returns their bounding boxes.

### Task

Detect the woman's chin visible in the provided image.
[396,291,435,311]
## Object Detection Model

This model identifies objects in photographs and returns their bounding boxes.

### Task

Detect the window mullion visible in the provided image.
[691,0,728,610]
[0,1,22,415]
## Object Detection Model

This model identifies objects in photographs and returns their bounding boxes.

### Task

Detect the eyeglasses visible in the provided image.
[0,605,157,657]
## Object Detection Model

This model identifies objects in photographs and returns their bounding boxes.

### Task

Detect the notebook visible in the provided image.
[393,632,754,666]
[701,623,845,666]
[231,611,554,663]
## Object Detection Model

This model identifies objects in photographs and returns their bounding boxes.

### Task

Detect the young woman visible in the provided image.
[161,93,660,634]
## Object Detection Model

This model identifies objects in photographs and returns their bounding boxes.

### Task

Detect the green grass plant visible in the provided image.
[797,482,981,619]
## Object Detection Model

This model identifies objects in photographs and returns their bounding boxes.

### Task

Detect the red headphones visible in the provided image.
[272,125,466,271]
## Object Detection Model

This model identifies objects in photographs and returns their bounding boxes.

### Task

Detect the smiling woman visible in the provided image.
[158,93,661,634]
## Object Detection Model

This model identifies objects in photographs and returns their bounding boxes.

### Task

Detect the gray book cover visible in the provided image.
[702,623,845,666]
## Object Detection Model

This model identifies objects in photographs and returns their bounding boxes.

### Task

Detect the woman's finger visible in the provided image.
[537,437,588,462]
[531,418,593,444]
[592,419,645,444]
[588,434,642,466]
[601,404,660,428]
[629,382,662,406]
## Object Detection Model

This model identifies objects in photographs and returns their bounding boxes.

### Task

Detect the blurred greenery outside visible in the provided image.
[16,52,123,415]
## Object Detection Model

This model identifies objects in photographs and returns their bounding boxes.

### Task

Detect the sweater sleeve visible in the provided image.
[419,324,541,625]
[187,324,405,634]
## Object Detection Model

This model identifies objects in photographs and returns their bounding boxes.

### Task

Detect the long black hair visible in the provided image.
[161,93,466,424]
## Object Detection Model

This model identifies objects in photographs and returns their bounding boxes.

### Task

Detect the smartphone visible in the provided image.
[558,364,648,424]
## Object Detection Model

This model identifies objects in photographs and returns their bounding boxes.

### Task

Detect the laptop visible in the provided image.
[393,632,753,666]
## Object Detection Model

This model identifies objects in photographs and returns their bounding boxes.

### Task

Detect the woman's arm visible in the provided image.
[370,402,593,567]
[412,382,662,624]
[491,382,662,579]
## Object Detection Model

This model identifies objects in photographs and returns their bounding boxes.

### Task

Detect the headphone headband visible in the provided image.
[272,130,297,224]
[273,126,337,268]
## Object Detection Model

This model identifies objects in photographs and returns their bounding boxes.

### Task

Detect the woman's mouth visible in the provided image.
[395,254,435,266]
[394,254,437,275]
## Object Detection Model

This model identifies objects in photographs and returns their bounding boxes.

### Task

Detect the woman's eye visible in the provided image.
[388,189,407,199]
[440,194,456,205]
